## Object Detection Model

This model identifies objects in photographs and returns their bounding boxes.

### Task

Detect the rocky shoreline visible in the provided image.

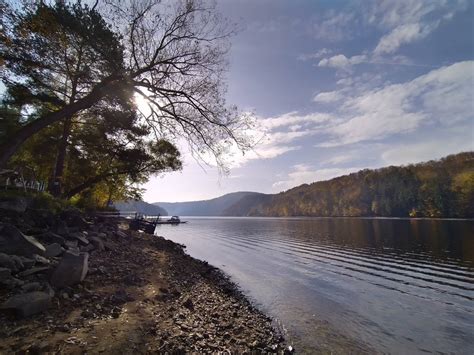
[0,199,289,353]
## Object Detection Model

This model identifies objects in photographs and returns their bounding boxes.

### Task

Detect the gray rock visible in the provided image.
[17,256,35,269]
[1,277,24,289]
[50,251,89,288]
[65,240,78,249]
[0,224,46,256]
[0,291,52,317]
[21,282,42,292]
[0,267,12,280]
[18,266,50,277]
[67,246,80,254]
[0,252,17,272]
[68,232,89,245]
[54,220,69,235]
[80,244,95,252]
[0,197,29,213]
[36,232,65,246]
[64,213,90,229]
[44,243,63,258]
[183,297,194,310]
[89,236,104,251]
[33,254,50,265]
[117,230,127,238]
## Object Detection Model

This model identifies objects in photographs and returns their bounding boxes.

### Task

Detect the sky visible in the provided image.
[143,0,474,203]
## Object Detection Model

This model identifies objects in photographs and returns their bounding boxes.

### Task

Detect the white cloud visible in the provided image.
[369,0,467,54]
[313,1,468,68]
[323,154,355,165]
[374,23,432,55]
[313,90,344,103]
[309,11,355,41]
[298,48,332,61]
[261,111,333,129]
[367,0,466,29]
[336,77,353,86]
[272,164,362,191]
[229,61,473,169]
[322,61,474,146]
[225,112,332,168]
[318,54,367,69]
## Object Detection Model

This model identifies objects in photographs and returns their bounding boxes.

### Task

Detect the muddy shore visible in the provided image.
[0,210,288,354]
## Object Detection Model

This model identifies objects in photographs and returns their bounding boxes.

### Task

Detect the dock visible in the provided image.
[128,213,187,233]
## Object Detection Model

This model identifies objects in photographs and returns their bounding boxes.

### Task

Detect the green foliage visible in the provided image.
[1,1,183,208]
[248,152,474,218]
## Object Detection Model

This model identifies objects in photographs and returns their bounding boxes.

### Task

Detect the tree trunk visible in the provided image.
[0,78,120,170]
[48,116,73,196]
[64,172,117,199]
[105,182,115,208]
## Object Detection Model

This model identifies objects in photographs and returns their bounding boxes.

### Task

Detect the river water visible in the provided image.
[154,217,474,354]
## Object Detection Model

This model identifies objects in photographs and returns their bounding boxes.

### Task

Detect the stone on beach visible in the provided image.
[0,224,46,257]
[0,252,18,271]
[89,236,105,251]
[0,291,52,317]
[44,243,64,258]
[17,256,35,269]
[0,266,12,280]
[21,282,42,293]
[50,251,89,288]
[37,232,65,246]
[68,232,89,245]
[117,230,127,238]
[0,197,29,213]
[18,266,50,278]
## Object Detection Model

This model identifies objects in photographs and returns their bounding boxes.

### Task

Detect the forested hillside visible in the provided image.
[240,152,473,218]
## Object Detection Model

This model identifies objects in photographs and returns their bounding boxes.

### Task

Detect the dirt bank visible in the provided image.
[0,215,288,354]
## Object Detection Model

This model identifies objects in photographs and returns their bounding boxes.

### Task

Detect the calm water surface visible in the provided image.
[155,217,474,354]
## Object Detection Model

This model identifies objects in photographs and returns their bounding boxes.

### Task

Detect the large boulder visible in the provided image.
[0,252,17,272]
[0,196,29,213]
[89,236,104,251]
[0,267,12,281]
[25,209,55,229]
[117,230,128,238]
[0,224,46,257]
[36,232,65,246]
[53,220,69,236]
[67,232,89,245]
[16,256,35,269]
[44,243,64,258]
[60,209,90,229]
[50,251,89,288]
[0,291,52,317]
[18,266,50,278]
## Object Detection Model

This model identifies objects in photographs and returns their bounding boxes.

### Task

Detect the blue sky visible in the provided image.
[143,0,474,202]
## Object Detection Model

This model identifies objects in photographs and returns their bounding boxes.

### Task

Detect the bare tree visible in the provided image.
[0,0,253,171]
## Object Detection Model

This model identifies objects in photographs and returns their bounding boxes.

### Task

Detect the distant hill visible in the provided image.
[154,191,264,216]
[114,200,168,216]
[245,152,474,218]
[152,152,473,218]
[222,193,272,216]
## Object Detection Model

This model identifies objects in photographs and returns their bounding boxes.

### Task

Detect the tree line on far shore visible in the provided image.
[225,152,474,218]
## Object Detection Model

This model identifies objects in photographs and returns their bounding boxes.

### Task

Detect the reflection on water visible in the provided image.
[155,217,474,354]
